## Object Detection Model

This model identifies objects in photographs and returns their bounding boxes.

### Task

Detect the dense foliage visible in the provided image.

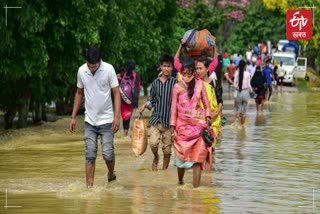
[0,0,319,128]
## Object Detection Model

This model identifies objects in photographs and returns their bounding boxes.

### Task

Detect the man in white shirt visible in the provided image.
[248,57,257,78]
[69,46,121,188]
[245,47,252,64]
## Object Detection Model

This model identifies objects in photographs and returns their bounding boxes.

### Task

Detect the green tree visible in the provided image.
[0,0,49,128]
[43,0,107,115]
[0,0,107,128]
[100,0,179,93]
[223,0,286,54]
[263,0,320,71]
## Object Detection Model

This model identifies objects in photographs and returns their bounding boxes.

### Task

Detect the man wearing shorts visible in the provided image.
[69,46,121,188]
[139,54,178,171]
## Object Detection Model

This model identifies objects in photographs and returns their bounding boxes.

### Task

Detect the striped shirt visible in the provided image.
[149,76,178,128]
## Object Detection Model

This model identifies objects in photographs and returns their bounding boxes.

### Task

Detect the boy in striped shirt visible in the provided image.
[139,54,178,171]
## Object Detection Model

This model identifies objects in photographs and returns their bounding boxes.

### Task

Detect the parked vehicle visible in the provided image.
[293,57,308,79]
[272,52,296,85]
[277,40,289,52]
[272,52,307,86]
[282,42,299,56]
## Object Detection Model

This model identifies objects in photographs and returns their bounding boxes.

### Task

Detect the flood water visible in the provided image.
[0,84,319,214]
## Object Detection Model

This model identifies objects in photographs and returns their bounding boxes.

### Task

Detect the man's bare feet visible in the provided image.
[152,154,159,171]
[178,180,184,185]
[108,172,116,182]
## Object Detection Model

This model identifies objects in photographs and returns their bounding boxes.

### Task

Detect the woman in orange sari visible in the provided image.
[170,58,211,188]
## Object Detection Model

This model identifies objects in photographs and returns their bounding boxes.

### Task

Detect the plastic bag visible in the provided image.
[131,113,148,156]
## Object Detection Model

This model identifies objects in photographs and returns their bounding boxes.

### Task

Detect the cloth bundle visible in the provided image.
[181,29,216,58]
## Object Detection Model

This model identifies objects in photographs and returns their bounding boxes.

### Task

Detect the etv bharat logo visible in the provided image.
[286,10,312,40]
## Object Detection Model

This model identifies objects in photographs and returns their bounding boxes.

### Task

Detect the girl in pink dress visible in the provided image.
[170,58,212,188]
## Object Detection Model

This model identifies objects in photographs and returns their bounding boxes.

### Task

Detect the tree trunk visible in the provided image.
[4,107,17,129]
[315,54,320,75]
[143,86,148,96]
[41,103,47,122]
[33,103,42,124]
[17,95,31,128]
[56,100,66,115]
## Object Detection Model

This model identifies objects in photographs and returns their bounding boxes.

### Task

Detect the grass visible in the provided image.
[296,67,320,91]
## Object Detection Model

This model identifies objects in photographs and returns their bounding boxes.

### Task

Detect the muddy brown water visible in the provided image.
[0,86,319,213]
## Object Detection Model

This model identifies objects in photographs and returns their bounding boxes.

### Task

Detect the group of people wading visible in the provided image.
[69,44,256,189]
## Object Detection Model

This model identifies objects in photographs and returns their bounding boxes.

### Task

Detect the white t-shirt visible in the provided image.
[77,61,119,126]
[248,64,256,78]
[246,51,252,62]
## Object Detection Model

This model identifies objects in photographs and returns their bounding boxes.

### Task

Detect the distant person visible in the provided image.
[245,47,252,64]
[118,61,142,138]
[248,57,257,78]
[278,61,286,91]
[225,61,236,90]
[254,44,260,56]
[267,40,272,56]
[272,61,279,90]
[256,56,262,67]
[233,60,252,125]
[250,66,267,112]
[260,41,266,55]
[234,53,242,68]
[263,59,273,101]
[260,41,266,64]
[139,53,178,171]
[223,50,231,70]
[69,45,121,188]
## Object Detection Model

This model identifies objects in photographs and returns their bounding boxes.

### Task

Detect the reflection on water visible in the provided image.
[254,114,266,126]
[0,88,320,213]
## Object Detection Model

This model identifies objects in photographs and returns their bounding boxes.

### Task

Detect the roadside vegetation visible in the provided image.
[1,0,319,129]
[296,67,320,91]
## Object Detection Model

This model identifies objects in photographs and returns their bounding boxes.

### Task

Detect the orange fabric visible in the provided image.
[182,29,216,58]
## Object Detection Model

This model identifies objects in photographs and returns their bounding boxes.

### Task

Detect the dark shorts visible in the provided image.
[278,77,284,85]
[266,84,272,93]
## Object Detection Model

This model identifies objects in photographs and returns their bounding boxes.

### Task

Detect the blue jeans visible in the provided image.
[235,89,250,115]
[84,122,114,164]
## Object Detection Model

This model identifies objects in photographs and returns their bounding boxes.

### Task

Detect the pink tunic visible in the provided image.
[170,79,211,163]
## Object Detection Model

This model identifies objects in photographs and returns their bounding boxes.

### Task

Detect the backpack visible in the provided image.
[119,72,136,105]
[119,71,141,108]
